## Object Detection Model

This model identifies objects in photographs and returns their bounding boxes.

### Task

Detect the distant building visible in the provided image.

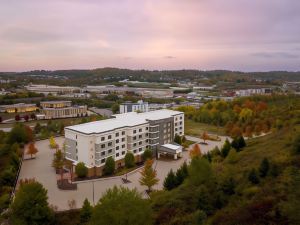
[119,100,149,113]
[40,101,87,119]
[235,88,272,97]
[25,84,80,96]
[85,85,174,98]
[89,108,113,118]
[0,103,38,113]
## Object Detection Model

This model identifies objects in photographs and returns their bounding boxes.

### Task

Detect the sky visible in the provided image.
[0,0,300,72]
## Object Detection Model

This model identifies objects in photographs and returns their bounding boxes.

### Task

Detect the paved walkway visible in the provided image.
[18,136,228,210]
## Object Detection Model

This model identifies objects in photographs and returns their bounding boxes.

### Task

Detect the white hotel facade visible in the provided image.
[64,109,184,177]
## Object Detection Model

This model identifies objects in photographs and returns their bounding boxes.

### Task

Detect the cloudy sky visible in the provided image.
[0,0,299,72]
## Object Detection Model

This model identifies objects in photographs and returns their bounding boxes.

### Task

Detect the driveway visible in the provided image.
[18,136,227,210]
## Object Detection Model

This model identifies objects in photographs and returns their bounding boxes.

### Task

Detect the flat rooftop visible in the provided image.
[65,109,183,134]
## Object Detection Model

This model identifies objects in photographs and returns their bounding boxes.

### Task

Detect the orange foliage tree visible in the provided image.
[190,144,202,158]
[27,142,38,159]
[201,131,209,143]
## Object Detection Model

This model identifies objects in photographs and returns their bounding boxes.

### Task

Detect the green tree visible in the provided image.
[174,134,182,145]
[248,168,260,184]
[7,124,28,144]
[80,198,93,224]
[139,159,159,192]
[104,157,115,175]
[163,169,177,190]
[188,158,212,186]
[259,158,270,178]
[292,134,300,154]
[231,136,245,152]
[75,162,88,178]
[221,139,231,158]
[11,181,53,225]
[124,152,135,168]
[111,103,119,114]
[52,149,64,180]
[142,148,153,161]
[90,186,152,225]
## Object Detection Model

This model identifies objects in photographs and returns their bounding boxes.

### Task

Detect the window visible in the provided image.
[108,149,112,154]
[133,136,137,141]
[175,122,178,126]
[133,130,137,134]
[108,142,112,146]
[175,128,178,131]
[146,133,148,137]
[116,139,119,143]
[122,131,125,135]
[115,132,119,137]
[116,153,119,157]
[139,141,142,145]
[133,143,137,147]
[101,151,105,156]
[180,116,182,120]
[133,150,137,153]
[101,137,105,141]
[76,149,78,153]
[139,148,142,152]
[101,144,105,148]
[146,127,149,130]
[122,144,125,148]
[116,146,119,150]
[122,151,125,155]
[139,135,142,138]
[139,128,142,132]
[121,138,125,142]
[101,158,105,163]
[180,122,182,125]
[108,135,112,139]
[76,135,77,139]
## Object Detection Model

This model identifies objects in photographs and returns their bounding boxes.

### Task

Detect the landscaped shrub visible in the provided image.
[75,162,88,178]
[104,157,115,175]
[142,148,153,161]
[125,152,135,168]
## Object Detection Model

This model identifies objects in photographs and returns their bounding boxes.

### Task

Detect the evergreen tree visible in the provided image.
[11,181,53,225]
[163,169,176,190]
[175,167,185,186]
[182,135,187,143]
[259,158,270,177]
[238,136,246,149]
[104,157,115,175]
[221,139,231,158]
[80,198,93,224]
[270,163,279,177]
[124,152,135,168]
[174,134,182,145]
[248,168,260,184]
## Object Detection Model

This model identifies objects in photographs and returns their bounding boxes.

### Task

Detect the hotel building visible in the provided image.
[64,109,184,176]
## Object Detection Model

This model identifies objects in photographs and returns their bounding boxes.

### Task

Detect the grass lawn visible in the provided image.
[184,119,226,136]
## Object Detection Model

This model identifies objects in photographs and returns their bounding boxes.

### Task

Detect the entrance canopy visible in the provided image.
[158,144,183,159]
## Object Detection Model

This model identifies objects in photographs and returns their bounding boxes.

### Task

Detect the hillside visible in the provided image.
[150,123,300,225]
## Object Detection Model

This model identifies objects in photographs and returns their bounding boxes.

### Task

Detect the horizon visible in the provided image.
[1,0,300,72]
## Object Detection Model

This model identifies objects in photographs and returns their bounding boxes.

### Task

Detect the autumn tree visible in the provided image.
[27,142,38,159]
[139,159,159,192]
[201,131,209,144]
[49,136,57,149]
[25,125,34,142]
[190,144,201,158]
